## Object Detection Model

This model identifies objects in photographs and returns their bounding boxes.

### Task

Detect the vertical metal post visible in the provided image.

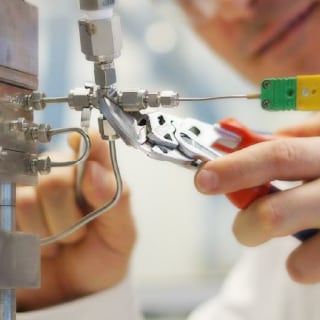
[0,183,16,320]
[0,2,38,319]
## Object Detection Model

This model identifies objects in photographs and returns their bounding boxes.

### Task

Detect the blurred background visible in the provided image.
[27,1,306,319]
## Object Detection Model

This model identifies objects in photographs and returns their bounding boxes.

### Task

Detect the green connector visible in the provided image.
[260,77,297,111]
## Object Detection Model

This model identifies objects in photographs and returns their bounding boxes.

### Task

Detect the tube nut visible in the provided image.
[119,89,148,112]
[159,91,179,107]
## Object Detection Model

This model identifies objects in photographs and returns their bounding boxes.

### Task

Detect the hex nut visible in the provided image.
[147,92,161,108]
[120,90,148,111]
[94,63,117,87]
[29,92,46,110]
[159,91,179,107]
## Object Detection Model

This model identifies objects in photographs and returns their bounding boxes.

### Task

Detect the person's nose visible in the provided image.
[215,0,253,21]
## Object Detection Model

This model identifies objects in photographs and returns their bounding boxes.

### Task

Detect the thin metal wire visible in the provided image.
[50,127,91,168]
[178,93,260,102]
[76,108,92,205]
[40,140,122,246]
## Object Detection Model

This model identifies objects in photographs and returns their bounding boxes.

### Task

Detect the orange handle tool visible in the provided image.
[213,118,318,241]
[213,118,273,209]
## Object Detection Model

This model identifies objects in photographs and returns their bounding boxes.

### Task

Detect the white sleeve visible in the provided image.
[17,276,144,320]
[187,237,320,320]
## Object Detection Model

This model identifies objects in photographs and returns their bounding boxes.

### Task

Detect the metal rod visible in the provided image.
[40,140,122,246]
[42,97,69,104]
[49,127,91,168]
[0,183,16,320]
[76,108,92,204]
[177,93,260,102]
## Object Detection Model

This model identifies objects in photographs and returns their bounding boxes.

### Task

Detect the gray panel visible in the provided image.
[0,0,38,88]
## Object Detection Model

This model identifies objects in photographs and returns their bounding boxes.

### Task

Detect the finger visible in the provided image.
[81,160,135,255]
[38,164,86,245]
[195,137,320,195]
[16,186,60,257]
[232,179,320,246]
[287,233,320,283]
[81,160,118,208]
[16,186,48,235]
[277,113,320,137]
[69,129,112,170]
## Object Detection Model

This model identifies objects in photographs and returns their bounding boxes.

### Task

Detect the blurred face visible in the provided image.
[179,0,320,83]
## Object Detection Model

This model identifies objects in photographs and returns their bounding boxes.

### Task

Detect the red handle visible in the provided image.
[226,184,272,209]
[214,118,272,209]
[214,118,272,152]
[215,119,319,241]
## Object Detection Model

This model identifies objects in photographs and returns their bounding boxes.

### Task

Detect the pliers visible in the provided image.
[99,96,317,241]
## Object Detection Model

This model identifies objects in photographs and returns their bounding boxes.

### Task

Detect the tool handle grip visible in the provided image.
[226,186,318,241]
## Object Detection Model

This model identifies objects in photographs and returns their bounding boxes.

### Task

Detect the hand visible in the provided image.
[16,130,136,311]
[194,114,320,284]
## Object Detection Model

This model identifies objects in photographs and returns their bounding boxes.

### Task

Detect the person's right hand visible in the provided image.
[194,114,320,284]
[16,130,136,311]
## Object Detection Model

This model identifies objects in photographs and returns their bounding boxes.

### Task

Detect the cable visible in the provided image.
[40,140,122,246]
[178,93,260,102]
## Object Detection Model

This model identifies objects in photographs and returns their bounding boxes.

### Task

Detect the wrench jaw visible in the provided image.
[136,112,197,167]
[99,96,244,168]
[136,112,218,167]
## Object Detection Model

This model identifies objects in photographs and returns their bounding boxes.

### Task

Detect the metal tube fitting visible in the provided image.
[78,14,122,63]
[118,89,148,112]
[94,62,117,88]
[79,0,115,11]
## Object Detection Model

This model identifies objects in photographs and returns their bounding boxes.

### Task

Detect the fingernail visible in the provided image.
[196,170,219,193]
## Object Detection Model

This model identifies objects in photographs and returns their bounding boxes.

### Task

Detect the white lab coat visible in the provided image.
[17,237,320,320]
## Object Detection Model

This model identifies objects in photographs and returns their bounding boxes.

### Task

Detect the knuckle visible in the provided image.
[287,260,305,283]
[232,218,248,245]
[224,157,248,189]
[272,140,297,169]
[255,198,284,235]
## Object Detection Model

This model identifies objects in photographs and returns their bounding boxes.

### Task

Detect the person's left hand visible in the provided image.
[16,130,136,311]
[194,114,320,284]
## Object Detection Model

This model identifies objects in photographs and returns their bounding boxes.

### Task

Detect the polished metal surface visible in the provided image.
[0,0,38,90]
[79,0,115,11]
[0,183,16,320]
